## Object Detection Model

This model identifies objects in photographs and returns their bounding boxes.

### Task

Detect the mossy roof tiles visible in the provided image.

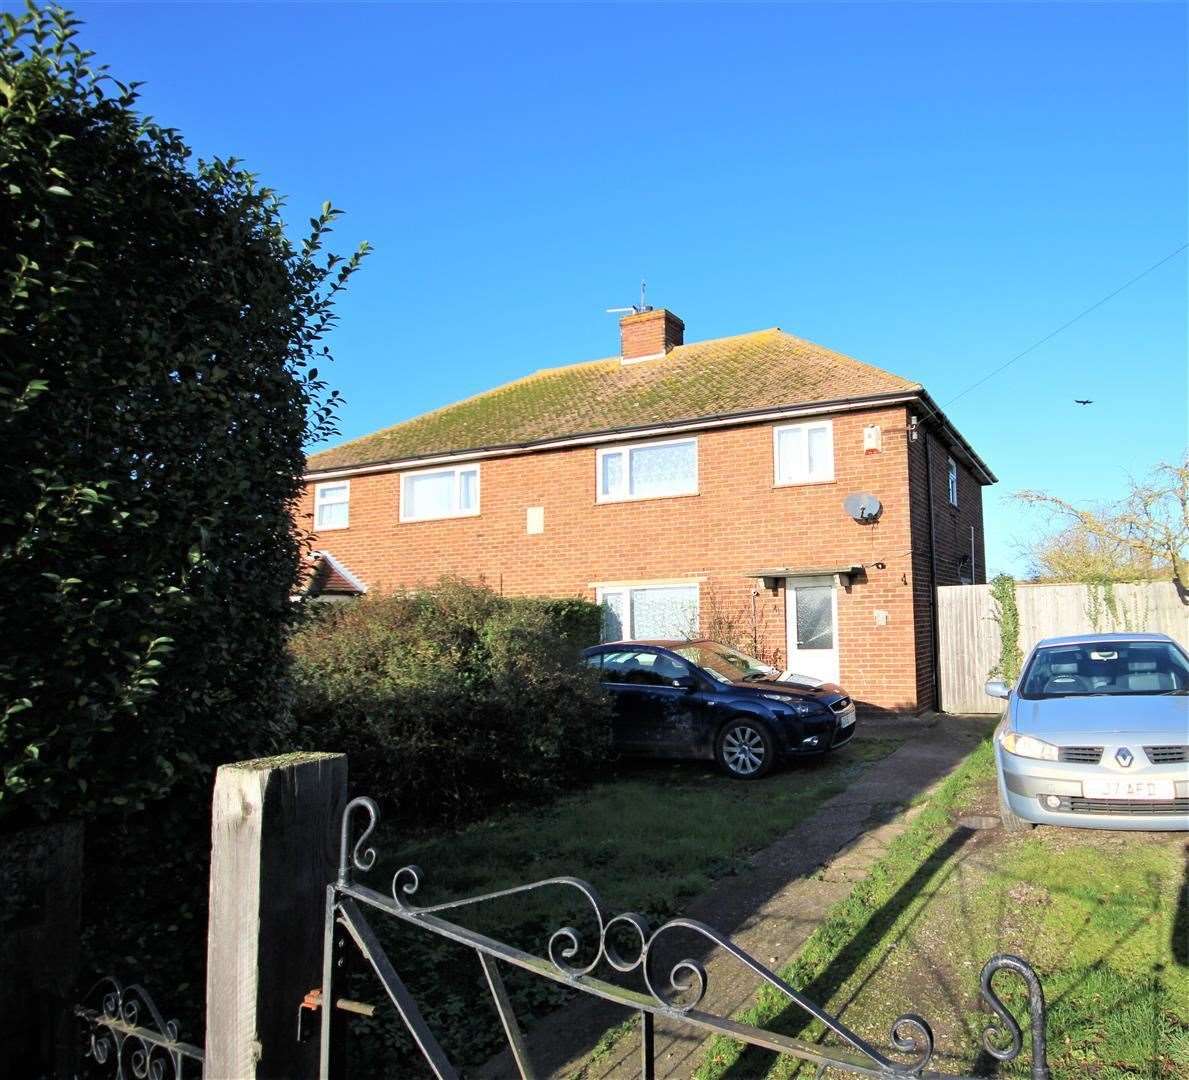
[307,328,922,472]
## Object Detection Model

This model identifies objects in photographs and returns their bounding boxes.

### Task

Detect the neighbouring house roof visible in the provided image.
[294,550,368,600]
[305,327,994,483]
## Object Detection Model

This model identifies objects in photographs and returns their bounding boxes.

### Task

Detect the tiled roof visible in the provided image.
[296,551,367,597]
[307,328,921,473]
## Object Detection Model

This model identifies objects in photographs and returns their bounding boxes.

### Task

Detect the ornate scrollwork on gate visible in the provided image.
[335,795,1053,1078]
[980,954,1053,1080]
[75,976,204,1080]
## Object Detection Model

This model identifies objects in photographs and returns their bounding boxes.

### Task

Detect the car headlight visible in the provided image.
[762,694,822,716]
[999,731,1059,762]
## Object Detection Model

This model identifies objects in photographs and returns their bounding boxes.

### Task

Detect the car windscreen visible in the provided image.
[1018,641,1189,699]
[673,643,774,684]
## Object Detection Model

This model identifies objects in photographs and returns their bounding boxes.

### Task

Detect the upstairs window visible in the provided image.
[947,457,959,506]
[400,465,480,522]
[773,420,834,485]
[597,437,698,503]
[314,481,349,530]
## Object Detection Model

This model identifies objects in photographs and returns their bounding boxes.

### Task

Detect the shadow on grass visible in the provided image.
[357,720,1001,1080]
[717,824,978,1080]
[1174,842,1189,968]
[709,826,1183,1080]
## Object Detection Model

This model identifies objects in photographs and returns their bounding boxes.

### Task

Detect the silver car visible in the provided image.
[987,632,1189,831]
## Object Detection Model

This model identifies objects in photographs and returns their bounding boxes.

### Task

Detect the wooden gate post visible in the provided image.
[205,752,347,1079]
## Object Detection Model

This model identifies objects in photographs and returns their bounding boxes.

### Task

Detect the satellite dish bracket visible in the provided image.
[842,491,883,524]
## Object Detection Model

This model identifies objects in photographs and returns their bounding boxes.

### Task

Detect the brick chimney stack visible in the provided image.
[619,308,684,363]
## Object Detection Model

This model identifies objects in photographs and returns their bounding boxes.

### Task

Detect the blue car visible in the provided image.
[582,638,857,779]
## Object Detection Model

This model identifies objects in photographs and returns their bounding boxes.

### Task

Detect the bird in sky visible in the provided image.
[1074,399,1094,405]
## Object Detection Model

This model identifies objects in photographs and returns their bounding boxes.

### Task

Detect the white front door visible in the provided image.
[785,577,840,686]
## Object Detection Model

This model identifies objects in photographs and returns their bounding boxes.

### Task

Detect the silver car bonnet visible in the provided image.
[1012,693,1189,738]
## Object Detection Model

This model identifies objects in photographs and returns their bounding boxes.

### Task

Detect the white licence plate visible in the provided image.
[1083,778,1176,800]
[838,710,855,728]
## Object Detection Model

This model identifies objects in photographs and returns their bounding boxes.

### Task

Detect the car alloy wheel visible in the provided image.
[721,723,768,777]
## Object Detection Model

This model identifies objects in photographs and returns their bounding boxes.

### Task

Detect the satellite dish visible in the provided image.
[843,492,882,523]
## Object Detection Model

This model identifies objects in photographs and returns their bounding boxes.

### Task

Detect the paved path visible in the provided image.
[477,713,992,1080]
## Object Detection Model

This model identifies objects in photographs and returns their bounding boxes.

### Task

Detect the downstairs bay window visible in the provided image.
[596,583,700,641]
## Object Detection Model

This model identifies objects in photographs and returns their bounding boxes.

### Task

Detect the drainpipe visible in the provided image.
[923,430,942,710]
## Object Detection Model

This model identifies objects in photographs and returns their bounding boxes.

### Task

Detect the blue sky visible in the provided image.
[60,1,1188,575]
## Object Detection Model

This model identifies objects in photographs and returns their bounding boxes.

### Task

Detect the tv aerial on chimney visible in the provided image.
[606,279,653,316]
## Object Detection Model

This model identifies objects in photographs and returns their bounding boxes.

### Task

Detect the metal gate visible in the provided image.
[75,977,205,1079]
[321,796,1052,1080]
[76,793,1052,1079]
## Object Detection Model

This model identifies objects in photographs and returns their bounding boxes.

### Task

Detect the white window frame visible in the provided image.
[772,419,835,486]
[595,436,698,504]
[399,464,481,523]
[947,456,959,506]
[314,480,350,531]
[595,582,700,641]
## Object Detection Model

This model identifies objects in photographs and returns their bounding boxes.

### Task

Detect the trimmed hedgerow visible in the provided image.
[289,579,611,825]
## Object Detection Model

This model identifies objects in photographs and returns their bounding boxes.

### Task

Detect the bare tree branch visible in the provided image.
[1013,455,1188,600]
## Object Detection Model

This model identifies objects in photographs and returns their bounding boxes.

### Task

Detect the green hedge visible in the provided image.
[0,5,367,826]
[290,579,610,824]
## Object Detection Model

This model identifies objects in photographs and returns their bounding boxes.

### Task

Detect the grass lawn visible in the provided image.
[343,736,903,1072]
[696,740,1189,1080]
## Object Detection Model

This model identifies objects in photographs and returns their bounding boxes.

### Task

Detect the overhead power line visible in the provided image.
[940,241,1188,410]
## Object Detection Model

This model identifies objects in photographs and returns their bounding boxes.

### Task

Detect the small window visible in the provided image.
[314,481,349,530]
[774,420,834,485]
[794,584,834,650]
[947,457,959,506]
[596,584,699,640]
[597,438,697,502]
[400,465,480,522]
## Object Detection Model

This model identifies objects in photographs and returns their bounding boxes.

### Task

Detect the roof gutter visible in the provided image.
[305,390,994,484]
[912,389,997,485]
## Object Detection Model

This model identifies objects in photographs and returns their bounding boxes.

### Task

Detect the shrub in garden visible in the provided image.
[290,579,610,824]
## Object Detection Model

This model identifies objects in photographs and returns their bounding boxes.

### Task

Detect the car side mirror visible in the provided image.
[984,678,1011,700]
[673,674,698,691]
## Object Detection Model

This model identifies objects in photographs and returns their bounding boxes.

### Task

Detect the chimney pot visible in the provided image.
[619,309,684,363]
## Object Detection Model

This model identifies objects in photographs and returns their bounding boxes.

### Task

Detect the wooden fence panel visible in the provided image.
[938,581,1188,713]
[937,585,999,714]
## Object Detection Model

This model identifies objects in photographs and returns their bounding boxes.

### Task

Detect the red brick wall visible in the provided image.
[299,405,982,711]
[619,309,684,359]
[907,422,988,710]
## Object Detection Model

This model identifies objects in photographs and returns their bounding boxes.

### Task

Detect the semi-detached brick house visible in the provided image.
[299,308,993,712]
